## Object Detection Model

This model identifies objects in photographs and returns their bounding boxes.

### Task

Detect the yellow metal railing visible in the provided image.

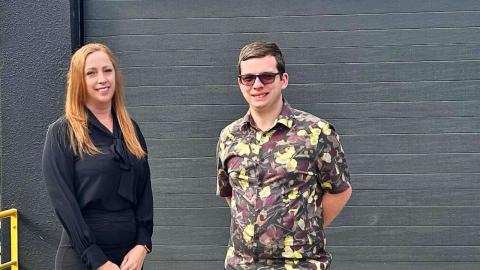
[0,209,18,270]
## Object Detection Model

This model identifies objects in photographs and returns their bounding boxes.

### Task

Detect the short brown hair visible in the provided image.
[238,41,285,74]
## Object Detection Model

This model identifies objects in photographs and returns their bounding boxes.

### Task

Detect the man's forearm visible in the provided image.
[322,185,352,228]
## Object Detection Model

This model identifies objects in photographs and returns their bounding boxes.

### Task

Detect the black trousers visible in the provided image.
[55,209,138,270]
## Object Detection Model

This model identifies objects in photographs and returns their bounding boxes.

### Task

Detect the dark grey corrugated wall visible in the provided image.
[0,1,71,269]
[84,1,480,269]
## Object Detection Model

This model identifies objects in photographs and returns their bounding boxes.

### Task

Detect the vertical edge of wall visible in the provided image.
[0,1,72,269]
[70,0,84,53]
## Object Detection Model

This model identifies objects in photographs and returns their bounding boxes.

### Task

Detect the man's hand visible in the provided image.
[119,245,147,270]
[97,261,120,270]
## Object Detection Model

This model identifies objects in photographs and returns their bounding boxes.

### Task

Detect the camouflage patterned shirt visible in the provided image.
[216,100,351,270]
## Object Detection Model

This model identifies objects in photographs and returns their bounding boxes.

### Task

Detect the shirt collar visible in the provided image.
[86,107,132,170]
[86,107,119,137]
[241,98,295,131]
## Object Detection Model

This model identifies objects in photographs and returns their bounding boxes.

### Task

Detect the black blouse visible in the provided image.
[42,110,153,268]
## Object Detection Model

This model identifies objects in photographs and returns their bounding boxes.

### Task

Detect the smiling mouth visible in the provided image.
[96,86,109,92]
[252,93,268,98]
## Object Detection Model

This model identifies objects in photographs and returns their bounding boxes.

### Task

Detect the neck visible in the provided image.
[86,103,113,128]
[86,103,112,118]
[250,98,283,131]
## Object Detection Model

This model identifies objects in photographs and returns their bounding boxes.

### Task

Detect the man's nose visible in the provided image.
[252,76,264,88]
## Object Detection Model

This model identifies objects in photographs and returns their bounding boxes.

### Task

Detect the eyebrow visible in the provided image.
[85,65,113,70]
[240,71,278,75]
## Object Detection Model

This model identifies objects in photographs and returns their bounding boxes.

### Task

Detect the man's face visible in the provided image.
[238,55,288,114]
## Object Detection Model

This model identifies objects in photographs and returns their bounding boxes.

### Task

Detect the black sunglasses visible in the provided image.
[238,72,282,86]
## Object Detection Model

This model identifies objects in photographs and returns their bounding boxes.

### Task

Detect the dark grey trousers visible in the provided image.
[55,230,90,270]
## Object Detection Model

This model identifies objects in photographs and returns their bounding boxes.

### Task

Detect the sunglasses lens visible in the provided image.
[239,73,280,86]
[241,75,256,85]
[258,74,276,84]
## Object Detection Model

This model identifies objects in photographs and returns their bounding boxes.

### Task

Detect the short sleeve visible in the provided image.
[315,125,351,194]
[216,131,232,197]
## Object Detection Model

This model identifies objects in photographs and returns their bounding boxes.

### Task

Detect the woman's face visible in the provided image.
[84,50,116,109]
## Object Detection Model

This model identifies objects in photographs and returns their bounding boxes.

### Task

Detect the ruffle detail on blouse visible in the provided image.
[111,131,137,205]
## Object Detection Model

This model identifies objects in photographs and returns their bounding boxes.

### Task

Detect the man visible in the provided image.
[216,41,352,270]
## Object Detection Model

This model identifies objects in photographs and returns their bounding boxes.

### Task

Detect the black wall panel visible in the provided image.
[83,1,480,269]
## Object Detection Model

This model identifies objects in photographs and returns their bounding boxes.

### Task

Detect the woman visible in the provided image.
[42,43,153,270]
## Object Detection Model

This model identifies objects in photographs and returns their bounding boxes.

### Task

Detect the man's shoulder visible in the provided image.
[290,107,334,131]
[218,117,245,140]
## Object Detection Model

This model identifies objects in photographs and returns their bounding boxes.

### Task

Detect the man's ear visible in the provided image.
[281,72,289,89]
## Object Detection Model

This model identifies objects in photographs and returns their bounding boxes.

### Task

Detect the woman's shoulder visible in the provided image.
[48,116,68,132]
[128,118,148,150]
[130,118,139,128]
[129,118,143,135]
[46,116,70,143]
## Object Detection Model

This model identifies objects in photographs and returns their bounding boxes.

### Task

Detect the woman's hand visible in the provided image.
[97,261,120,270]
[119,245,147,270]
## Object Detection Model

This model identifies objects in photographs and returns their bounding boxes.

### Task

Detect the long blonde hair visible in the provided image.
[65,43,145,159]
